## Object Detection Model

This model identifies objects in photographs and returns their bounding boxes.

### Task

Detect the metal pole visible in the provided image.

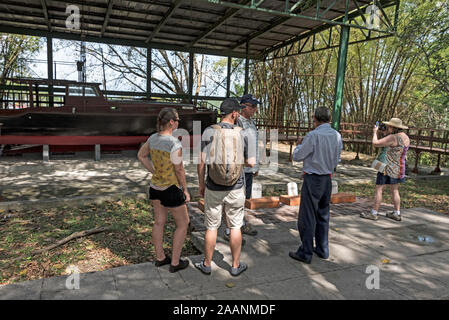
[331,0,350,131]
[244,42,249,95]
[188,51,194,103]
[147,48,152,100]
[47,36,54,107]
[78,42,86,83]
[100,47,107,97]
[226,56,231,97]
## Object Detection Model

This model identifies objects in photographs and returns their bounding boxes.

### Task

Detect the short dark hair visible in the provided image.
[314,107,331,123]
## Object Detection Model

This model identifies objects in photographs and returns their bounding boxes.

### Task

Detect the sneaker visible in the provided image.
[223,231,246,246]
[155,256,171,267]
[360,212,379,221]
[241,224,258,236]
[194,260,211,275]
[288,251,311,264]
[230,262,248,277]
[386,212,402,221]
[169,259,189,273]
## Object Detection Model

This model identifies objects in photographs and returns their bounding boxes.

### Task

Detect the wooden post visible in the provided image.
[430,130,434,151]
[289,141,293,162]
[95,144,101,161]
[412,150,420,174]
[43,145,49,162]
[432,154,441,174]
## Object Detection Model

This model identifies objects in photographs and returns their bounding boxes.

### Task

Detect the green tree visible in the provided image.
[0,34,42,85]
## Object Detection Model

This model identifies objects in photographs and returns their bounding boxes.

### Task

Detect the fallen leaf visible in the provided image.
[334,228,340,231]
[381,259,390,264]
[19,270,27,276]
[225,283,235,288]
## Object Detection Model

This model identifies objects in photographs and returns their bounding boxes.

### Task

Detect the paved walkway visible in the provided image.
[1,200,448,300]
[1,153,447,205]
[1,154,448,299]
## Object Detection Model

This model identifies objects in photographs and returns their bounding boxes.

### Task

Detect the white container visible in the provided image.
[252,183,262,199]
[332,180,338,194]
[287,182,298,196]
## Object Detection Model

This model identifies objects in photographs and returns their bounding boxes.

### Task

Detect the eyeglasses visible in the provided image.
[173,118,180,122]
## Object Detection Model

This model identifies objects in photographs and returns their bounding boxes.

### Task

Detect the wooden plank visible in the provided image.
[280,195,300,206]
[330,192,356,204]
[245,196,280,209]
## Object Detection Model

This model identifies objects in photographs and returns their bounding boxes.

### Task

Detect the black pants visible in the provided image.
[244,172,253,199]
[296,174,332,262]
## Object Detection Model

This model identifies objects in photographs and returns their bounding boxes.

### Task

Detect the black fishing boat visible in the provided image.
[0,78,217,137]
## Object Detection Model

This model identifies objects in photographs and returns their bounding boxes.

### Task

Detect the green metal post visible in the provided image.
[331,1,350,131]
[226,56,231,98]
[244,42,249,95]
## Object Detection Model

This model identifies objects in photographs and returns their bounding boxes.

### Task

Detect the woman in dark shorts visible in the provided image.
[360,118,410,222]
[137,107,190,273]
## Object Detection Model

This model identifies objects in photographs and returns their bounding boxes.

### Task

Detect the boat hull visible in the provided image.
[0,110,217,136]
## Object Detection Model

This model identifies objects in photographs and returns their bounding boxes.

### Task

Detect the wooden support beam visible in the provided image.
[101,0,115,37]
[146,0,182,43]
[39,0,52,32]
[188,0,251,47]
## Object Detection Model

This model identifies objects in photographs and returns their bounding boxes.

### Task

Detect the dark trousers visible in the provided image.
[244,172,253,199]
[296,174,332,262]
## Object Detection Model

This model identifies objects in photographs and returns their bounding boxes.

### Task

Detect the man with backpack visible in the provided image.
[222,94,260,242]
[195,98,255,277]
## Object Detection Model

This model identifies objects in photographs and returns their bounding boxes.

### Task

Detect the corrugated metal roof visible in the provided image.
[0,0,396,58]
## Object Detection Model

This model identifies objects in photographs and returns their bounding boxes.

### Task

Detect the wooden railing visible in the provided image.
[254,118,449,173]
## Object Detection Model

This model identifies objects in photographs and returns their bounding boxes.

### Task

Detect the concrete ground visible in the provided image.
[1,150,447,205]
[1,200,448,300]
[1,149,448,300]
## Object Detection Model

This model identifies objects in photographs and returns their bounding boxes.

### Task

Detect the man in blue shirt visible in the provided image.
[289,107,343,264]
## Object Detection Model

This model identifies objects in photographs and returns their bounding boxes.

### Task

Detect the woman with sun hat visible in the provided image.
[360,118,410,222]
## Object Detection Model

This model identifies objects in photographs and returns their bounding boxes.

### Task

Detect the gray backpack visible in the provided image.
[208,124,244,186]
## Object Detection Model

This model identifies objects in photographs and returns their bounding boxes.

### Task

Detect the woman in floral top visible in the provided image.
[360,118,410,222]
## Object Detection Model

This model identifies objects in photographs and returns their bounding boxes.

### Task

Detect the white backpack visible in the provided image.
[207,124,244,186]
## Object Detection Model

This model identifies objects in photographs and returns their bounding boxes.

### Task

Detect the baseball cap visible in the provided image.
[240,94,261,105]
[220,98,244,115]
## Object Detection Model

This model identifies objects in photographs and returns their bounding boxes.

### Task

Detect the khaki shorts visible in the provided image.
[204,187,245,230]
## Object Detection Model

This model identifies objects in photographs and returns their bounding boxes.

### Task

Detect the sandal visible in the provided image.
[155,256,171,267]
[169,259,189,273]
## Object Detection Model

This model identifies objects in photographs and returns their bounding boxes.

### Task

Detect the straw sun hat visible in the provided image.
[382,118,408,129]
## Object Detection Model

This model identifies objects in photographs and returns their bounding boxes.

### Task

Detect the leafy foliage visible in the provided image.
[0,198,199,285]
[0,34,42,84]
